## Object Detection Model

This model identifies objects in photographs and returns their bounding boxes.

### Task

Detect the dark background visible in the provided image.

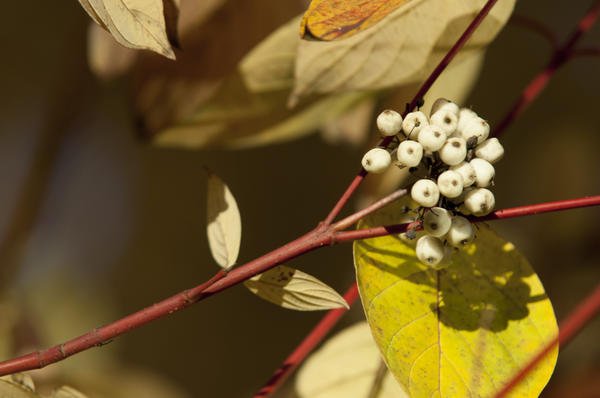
[0,1,598,397]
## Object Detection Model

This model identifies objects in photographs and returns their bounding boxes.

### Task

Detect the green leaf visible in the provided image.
[244,265,348,311]
[353,200,558,397]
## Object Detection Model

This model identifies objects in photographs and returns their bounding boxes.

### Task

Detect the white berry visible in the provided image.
[457,108,478,135]
[376,109,403,136]
[475,137,504,164]
[418,125,447,152]
[470,158,495,187]
[437,170,464,198]
[397,140,423,167]
[416,235,445,266]
[431,98,459,117]
[464,188,495,216]
[430,109,458,136]
[460,117,490,145]
[450,161,476,187]
[402,111,428,140]
[446,216,475,247]
[439,137,467,166]
[423,207,452,237]
[411,179,440,208]
[362,148,391,174]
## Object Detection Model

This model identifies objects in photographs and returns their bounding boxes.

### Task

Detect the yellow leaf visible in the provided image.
[244,265,348,311]
[296,322,408,397]
[77,0,176,59]
[353,200,558,397]
[300,0,410,41]
[206,172,241,269]
[291,0,515,104]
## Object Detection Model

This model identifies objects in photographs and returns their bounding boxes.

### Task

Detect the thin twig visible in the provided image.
[253,283,360,398]
[332,188,407,231]
[571,47,600,58]
[493,1,600,137]
[494,282,600,398]
[1,194,598,376]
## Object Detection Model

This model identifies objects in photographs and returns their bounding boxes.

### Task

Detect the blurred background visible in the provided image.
[0,1,599,397]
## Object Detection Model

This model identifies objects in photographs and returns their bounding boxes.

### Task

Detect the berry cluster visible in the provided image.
[361,98,504,267]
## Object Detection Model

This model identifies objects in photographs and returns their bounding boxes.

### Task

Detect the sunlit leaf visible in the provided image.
[206,172,241,269]
[244,265,348,311]
[295,322,408,397]
[77,0,176,59]
[300,0,409,41]
[353,200,558,397]
[291,0,515,104]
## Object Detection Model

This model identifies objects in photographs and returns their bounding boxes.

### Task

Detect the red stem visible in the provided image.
[494,282,600,398]
[322,0,500,226]
[492,1,600,138]
[253,283,360,398]
[1,194,597,376]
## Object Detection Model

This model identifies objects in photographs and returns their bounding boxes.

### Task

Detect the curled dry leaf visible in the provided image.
[291,0,515,104]
[0,378,37,398]
[244,265,349,311]
[353,199,558,397]
[77,0,176,59]
[206,171,241,269]
[295,322,408,397]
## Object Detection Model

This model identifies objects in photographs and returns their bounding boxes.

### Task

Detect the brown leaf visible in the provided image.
[300,0,410,41]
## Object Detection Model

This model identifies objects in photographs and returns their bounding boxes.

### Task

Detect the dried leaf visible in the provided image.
[77,0,176,59]
[87,23,137,79]
[291,0,515,104]
[0,379,37,398]
[244,265,348,311]
[295,322,408,397]
[51,386,89,398]
[206,172,241,269]
[353,200,558,397]
[300,0,409,41]
[0,375,35,393]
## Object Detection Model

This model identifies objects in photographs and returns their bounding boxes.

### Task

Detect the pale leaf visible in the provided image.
[87,23,137,79]
[51,386,89,398]
[78,0,176,59]
[206,172,241,269]
[244,265,348,311]
[0,379,37,398]
[295,322,408,397]
[239,16,301,92]
[0,375,35,393]
[291,0,515,104]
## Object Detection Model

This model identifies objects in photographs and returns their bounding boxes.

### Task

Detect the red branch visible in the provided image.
[493,1,600,137]
[253,283,360,398]
[494,282,600,398]
[0,193,597,376]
